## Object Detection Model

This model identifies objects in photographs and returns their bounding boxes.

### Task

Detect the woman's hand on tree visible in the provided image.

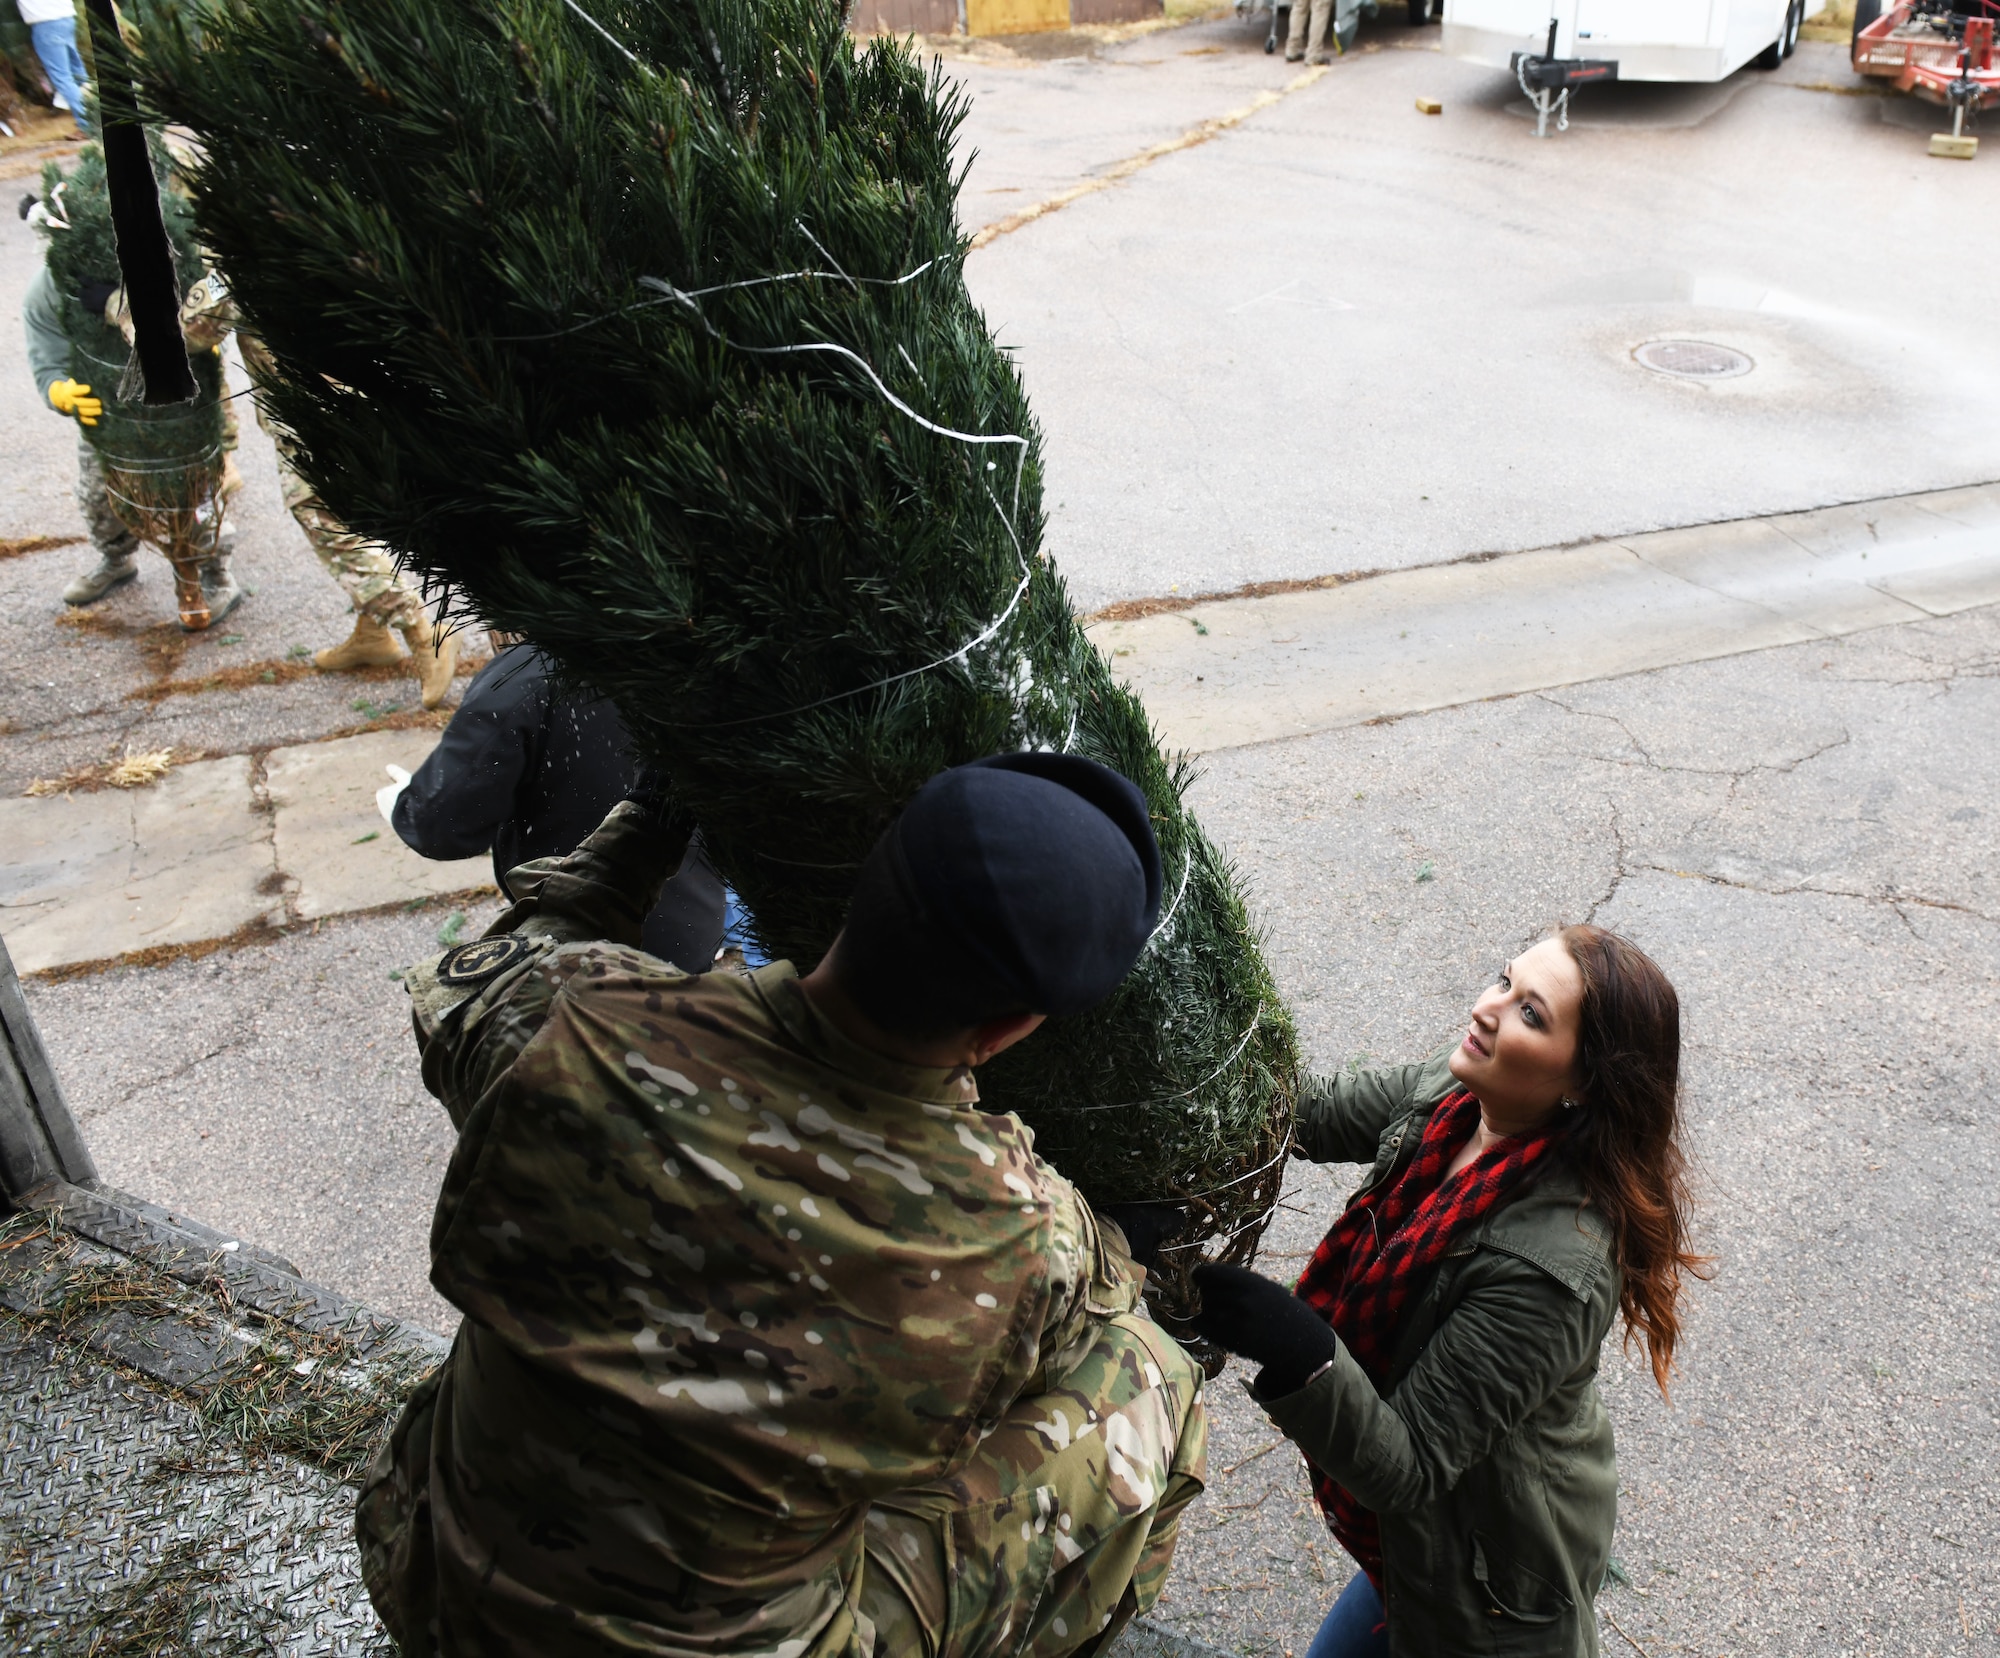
[1191,1262,1341,1398]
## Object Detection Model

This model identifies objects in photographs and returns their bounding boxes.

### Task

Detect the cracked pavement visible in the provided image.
[4,17,1997,1657]
[0,732,491,974]
[17,599,1997,1657]
[1150,604,2000,1656]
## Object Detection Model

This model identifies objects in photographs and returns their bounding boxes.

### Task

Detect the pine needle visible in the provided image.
[140,0,1303,1297]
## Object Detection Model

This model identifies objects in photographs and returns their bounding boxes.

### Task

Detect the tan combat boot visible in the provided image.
[62,554,138,606]
[315,614,406,671]
[400,617,459,709]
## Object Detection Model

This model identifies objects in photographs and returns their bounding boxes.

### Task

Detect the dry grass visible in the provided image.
[0,533,85,562]
[127,650,482,704]
[104,747,179,787]
[25,745,187,797]
[26,918,291,983]
[1085,565,1386,624]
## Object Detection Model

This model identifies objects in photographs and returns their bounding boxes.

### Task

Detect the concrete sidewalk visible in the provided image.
[1089,480,2000,752]
[4,480,1997,975]
[0,729,488,975]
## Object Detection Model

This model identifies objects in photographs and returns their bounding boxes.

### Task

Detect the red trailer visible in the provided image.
[1853,0,1999,155]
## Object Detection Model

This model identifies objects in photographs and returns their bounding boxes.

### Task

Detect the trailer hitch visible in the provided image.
[1513,19,1620,136]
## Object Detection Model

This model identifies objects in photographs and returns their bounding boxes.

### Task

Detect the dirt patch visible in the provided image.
[128,651,484,704]
[24,889,491,984]
[316,706,455,741]
[1084,566,1387,624]
[57,607,197,679]
[0,109,82,182]
[55,599,486,711]
[26,918,291,984]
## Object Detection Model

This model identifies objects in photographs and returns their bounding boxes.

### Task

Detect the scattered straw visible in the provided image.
[0,534,85,562]
[0,1211,435,1484]
[105,747,178,787]
[25,746,184,796]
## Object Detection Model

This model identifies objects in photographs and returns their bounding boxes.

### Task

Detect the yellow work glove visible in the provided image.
[48,379,102,426]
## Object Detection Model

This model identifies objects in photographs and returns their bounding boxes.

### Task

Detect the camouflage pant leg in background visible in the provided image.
[860,1311,1209,1658]
[276,460,428,630]
[74,433,139,564]
[236,330,427,631]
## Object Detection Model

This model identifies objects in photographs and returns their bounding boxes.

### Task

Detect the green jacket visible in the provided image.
[359,804,1147,1658]
[1261,1051,1619,1658]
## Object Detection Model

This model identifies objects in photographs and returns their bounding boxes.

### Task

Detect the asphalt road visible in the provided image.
[1157,601,2000,1658]
[956,23,2000,610]
[24,596,1997,1656]
[5,15,1997,1658]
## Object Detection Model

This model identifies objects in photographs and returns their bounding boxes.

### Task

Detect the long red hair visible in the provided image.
[1558,925,1711,1396]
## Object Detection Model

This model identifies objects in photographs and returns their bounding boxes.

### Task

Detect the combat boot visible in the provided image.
[315,614,406,671]
[199,562,244,627]
[399,617,460,709]
[62,554,138,606]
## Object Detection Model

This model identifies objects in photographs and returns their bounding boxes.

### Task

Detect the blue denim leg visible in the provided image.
[29,18,91,133]
[1303,1570,1391,1658]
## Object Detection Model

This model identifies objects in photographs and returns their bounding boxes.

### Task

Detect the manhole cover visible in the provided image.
[1633,339,1754,380]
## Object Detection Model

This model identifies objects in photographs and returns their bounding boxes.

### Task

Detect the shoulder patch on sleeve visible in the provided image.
[438,934,537,987]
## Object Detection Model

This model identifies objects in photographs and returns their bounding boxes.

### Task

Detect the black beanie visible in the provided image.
[838,753,1163,1038]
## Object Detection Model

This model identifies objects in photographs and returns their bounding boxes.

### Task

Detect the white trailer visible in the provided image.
[1443,0,1807,91]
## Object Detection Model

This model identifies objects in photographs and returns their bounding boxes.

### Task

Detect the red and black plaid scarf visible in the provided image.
[1293,1088,1565,1586]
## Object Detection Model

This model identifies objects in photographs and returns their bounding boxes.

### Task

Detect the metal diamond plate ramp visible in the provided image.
[0,1319,393,1655]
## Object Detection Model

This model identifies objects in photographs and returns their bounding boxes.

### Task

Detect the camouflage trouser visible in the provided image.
[74,432,139,565]
[236,332,427,630]
[276,460,427,629]
[859,1311,1209,1658]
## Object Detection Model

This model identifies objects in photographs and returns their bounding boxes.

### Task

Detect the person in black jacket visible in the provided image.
[385,642,731,973]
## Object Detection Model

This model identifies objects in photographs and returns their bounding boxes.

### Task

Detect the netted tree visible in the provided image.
[37,137,233,627]
[142,0,1300,1320]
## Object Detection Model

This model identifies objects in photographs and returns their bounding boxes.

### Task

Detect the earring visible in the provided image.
[1560,1097,1578,1111]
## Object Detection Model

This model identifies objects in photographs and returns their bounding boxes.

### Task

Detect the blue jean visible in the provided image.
[1304,1570,1391,1658]
[29,17,91,134]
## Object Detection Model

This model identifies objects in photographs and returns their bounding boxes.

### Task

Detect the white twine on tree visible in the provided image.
[559,0,645,67]
[1174,1123,1293,1204]
[1077,1011,1262,1113]
[1143,849,1195,955]
[1156,1189,1289,1256]
[627,270,1040,730]
[535,0,1279,1255]
[496,257,942,344]
[468,0,1045,727]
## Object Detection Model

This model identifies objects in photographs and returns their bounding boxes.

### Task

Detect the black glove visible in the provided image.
[77,278,119,320]
[1191,1263,1341,1399]
[1098,1202,1187,1271]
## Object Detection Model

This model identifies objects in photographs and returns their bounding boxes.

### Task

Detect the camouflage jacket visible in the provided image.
[393,805,1144,1657]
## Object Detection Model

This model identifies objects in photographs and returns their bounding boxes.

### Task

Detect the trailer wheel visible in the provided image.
[1851,0,1881,45]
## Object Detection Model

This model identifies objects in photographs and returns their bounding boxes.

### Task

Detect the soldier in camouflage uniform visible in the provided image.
[233,331,459,708]
[361,754,1208,1658]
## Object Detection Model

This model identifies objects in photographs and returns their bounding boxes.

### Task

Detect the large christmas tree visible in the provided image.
[142,0,1300,1312]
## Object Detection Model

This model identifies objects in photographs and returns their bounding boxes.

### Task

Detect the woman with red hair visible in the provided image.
[1194,926,1707,1658]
